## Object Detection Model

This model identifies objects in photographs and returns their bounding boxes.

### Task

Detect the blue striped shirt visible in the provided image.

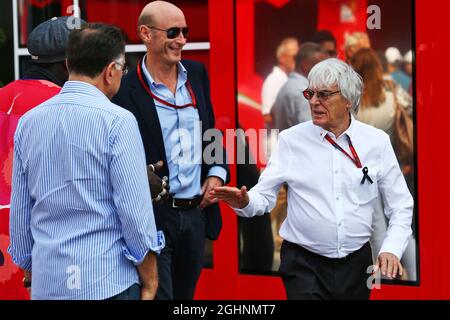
[141,57,227,198]
[8,81,164,300]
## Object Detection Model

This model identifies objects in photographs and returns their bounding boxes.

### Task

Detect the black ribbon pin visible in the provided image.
[361,167,373,185]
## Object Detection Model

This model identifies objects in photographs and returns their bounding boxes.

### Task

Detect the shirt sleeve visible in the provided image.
[378,136,413,259]
[109,113,165,265]
[234,132,290,217]
[8,127,34,272]
[207,166,228,184]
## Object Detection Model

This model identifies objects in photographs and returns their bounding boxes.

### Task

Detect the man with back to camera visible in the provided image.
[113,1,229,300]
[8,23,164,300]
[0,16,84,299]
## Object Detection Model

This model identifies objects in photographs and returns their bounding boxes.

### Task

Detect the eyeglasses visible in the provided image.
[303,89,341,101]
[114,60,128,75]
[323,50,337,57]
[146,26,189,39]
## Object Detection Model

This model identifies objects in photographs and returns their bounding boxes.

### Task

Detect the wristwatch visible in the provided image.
[23,277,31,288]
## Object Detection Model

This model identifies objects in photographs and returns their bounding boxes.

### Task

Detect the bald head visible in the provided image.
[138,1,185,27]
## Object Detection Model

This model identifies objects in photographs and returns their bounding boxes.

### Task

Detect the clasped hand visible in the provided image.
[147,161,170,203]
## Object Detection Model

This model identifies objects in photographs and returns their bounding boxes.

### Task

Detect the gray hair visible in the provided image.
[307,58,363,114]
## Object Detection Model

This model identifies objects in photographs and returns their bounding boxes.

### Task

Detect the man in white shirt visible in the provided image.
[261,37,299,122]
[210,58,413,300]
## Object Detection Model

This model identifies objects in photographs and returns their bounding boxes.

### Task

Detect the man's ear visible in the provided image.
[139,25,151,43]
[65,59,69,72]
[105,62,115,85]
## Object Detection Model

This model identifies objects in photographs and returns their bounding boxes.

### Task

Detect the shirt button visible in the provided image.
[335,170,339,174]
[336,197,339,201]
[338,222,342,227]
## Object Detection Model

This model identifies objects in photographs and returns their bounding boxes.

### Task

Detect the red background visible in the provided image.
[2,0,449,300]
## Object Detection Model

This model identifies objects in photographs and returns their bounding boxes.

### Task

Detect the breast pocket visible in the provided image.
[345,166,379,205]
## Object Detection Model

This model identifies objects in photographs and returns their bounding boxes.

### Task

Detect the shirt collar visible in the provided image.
[141,54,188,90]
[60,81,110,103]
[288,71,307,80]
[314,113,356,142]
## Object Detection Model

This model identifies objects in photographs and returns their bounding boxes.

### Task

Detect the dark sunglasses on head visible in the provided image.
[147,26,189,39]
[303,89,341,101]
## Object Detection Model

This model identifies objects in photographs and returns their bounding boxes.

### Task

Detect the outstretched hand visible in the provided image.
[208,186,250,209]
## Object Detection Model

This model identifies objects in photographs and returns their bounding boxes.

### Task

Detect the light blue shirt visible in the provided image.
[8,81,164,300]
[391,70,411,92]
[141,57,226,198]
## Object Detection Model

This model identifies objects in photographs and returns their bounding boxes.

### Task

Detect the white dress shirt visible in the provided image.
[235,116,413,259]
[261,66,288,115]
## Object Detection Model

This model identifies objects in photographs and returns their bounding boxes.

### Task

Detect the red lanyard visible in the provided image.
[325,134,362,169]
[137,60,197,109]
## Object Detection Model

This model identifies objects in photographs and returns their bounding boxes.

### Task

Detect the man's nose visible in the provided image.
[176,32,187,42]
[309,93,321,106]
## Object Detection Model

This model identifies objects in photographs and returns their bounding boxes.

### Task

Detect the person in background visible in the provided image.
[262,37,300,124]
[403,50,413,78]
[403,50,413,95]
[350,48,416,281]
[0,16,83,300]
[385,47,411,92]
[311,30,337,58]
[210,58,413,300]
[8,23,164,300]
[261,37,299,158]
[271,42,325,131]
[343,31,371,62]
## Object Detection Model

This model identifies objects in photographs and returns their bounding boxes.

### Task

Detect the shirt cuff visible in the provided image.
[124,230,165,266]
[378,235,410,260]
[7,246,32,272]
[207,166,227,184]
[233,196,256,218]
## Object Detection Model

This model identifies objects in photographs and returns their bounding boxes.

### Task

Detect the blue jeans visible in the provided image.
[106,284,141,300]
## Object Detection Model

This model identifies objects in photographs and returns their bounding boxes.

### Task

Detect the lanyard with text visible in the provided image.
[137,59,197,109]
[325,134,373,185]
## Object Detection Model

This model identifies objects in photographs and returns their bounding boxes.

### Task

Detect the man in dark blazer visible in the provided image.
[112,1,229,300]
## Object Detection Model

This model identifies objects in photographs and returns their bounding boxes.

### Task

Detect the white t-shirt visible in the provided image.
[261,66,288,115]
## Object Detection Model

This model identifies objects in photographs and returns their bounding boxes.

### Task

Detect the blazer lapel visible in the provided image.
[187,71,208,130]
[129,76,167,165]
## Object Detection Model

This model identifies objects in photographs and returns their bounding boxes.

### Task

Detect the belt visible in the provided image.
[168,195,202,210]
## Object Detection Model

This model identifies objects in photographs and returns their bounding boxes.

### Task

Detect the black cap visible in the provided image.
[27,16,84,64]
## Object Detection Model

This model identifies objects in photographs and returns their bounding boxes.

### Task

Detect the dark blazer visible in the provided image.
[112,59,229,240]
